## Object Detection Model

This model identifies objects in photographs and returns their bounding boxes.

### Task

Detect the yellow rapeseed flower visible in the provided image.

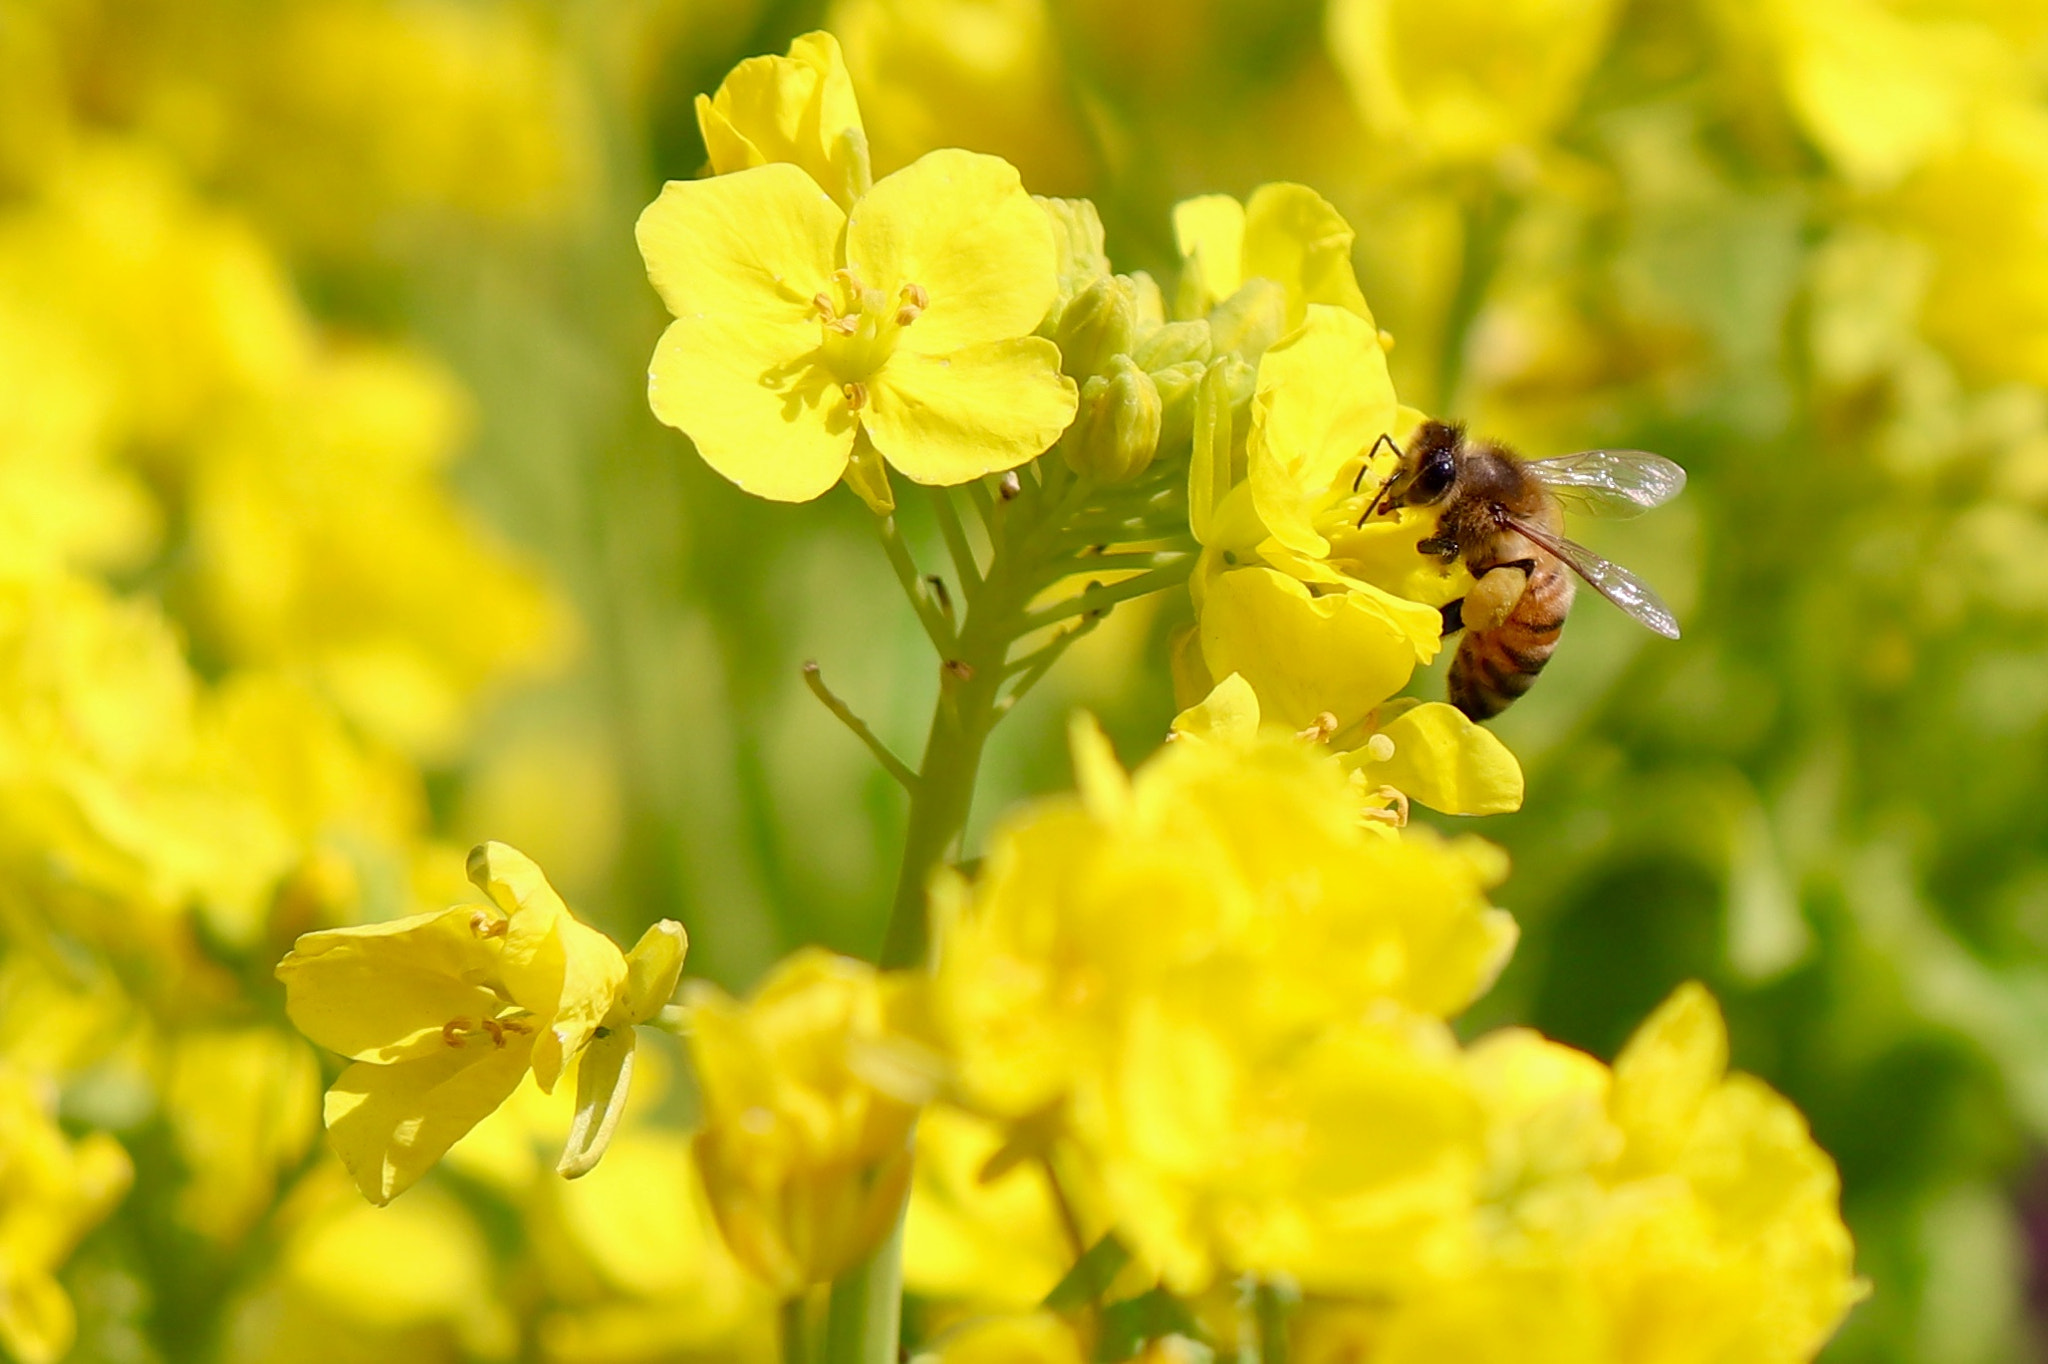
[1173,183,1374,338]
[684,947,927,1296]
[0,1066,132,1364]
[636,149,1078,502]
[276,843,630,1204]
[696,31,872,208]
[931,718,1514,1290]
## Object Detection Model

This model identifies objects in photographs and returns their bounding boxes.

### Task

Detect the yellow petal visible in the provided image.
[466,842,628,1092]
[1173,193,1247,316]
[1198,567,1428,731]
[846,149,1060,355]
[1611,980,1729,1173]
[696,31,871,205]
[1067,712,1132,822]
[650,315,856,502]
[635,162,843,327]
[1368,701,1525,815]
[1248,305,1398,555]
[1170,671,1264,744]
[864,339,1077,485]
[276,907,507,1064]
[1241,182,1374,331]
[324,1041,533,1205]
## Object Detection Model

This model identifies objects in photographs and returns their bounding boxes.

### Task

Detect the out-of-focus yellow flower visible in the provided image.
[276,843,629,1204]
[161,1025,322,1242]
[0,1066,132,1364]
[1735,0,2031,190]
[188,344,570,761]
[0,301,157,580]
[1326,0,1623,162]
[697,31,872,207]
[1354,985,1864,1362]
[226,1171,514,1364]
[905,1104,1072,1310]
[925,1310,1088,1364]
[829,0,1094,196]
[637,148,1077,501]
[1174,184,1374,340]
[684,947,926,1296]
[0,142,310,453]
[533,1130,778,1363]
[932,717,1514,1290]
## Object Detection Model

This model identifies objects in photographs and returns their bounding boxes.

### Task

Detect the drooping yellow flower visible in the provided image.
[0,1066,132,1364]
[276,843,630,1204]
[636,149,1078,502]
[684,947,927,1296]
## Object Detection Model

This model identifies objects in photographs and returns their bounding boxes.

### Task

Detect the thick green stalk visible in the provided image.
[880,570,1010,970]
[820,1208,904,1364]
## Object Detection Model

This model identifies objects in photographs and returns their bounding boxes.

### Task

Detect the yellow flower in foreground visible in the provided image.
[1362,984,1863,1363]
[932,718,1514,1290]
[0,1067,132,1364]
[276,843,629,1204]
[636,150,1077,502]
[685,947,926,1296]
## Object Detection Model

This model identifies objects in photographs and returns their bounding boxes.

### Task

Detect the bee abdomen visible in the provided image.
[1448,566,1573,720]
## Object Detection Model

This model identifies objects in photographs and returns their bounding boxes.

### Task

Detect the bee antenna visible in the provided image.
[1353,431,1402,525]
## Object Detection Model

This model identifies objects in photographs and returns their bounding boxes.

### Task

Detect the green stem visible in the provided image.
[880,623,1005,969]
[782,1294,810,1364]
[821,1207,904,1364]
[928,485,983,588]
[877,513,956,653]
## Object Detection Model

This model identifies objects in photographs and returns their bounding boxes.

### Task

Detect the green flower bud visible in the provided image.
[1065,355,1163,484]
[1036,195,1111,313]
[1151,359,1207,457]
[1132,319,1213,371]
[1207,277,1288,363]
[1056,275,1140,380]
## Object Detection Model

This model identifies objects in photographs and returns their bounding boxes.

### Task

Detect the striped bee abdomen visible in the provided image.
[1448,559,1575,720]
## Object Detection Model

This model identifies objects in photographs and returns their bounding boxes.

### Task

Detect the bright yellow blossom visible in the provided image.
[1183,304,1522,814]
[932,718,1515,1289]
[0,1066,132,1364]
[684,947,927,1295]
[1173,184,1375,338]
[276,843,630,1204]
[1354,985,1864,1362]
[1326,0,1623,162]
[636,149,1078,501]
[697,31,872,207]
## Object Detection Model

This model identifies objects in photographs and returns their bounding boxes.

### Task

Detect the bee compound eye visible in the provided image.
[1414,451,1456,501]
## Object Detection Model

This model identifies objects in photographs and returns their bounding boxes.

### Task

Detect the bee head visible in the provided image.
[1377,421,1463,511]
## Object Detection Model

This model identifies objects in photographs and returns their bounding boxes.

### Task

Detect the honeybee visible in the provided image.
[1359,420,1686,720]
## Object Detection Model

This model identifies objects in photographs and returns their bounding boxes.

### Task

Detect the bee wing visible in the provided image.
[1524,450,1687,519]
[1504,515,1682,639]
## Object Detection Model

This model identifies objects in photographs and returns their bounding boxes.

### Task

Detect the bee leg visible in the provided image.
[1417,535,1460,561]
[1439,599,1465,637]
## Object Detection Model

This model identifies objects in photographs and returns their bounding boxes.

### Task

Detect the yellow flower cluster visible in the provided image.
[613,32,1866,1362]
[0,2,589,1350]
